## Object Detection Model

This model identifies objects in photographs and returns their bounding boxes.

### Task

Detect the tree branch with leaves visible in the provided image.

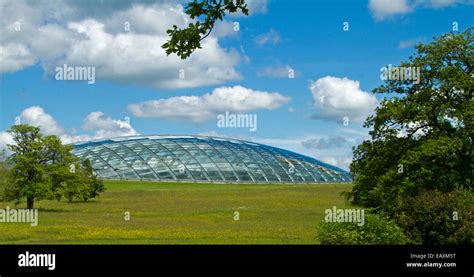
[162,0,248,59]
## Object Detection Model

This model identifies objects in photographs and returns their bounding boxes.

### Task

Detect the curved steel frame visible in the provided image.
[71,136,352,183]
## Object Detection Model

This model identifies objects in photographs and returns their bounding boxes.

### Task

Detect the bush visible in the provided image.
[0,153,19,203]
[0,158,7,202]
[447,221,474,244]
[79,159,105,202]
[394,189,473,245]
[54,160,105,203]
[317,213,408,245]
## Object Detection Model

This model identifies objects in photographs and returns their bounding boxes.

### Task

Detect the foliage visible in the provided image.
[5,125,50,208]
[2,124,105,208]
[78,159,105,202]
[317,213,408,245]
[162,0,248,59]
[348,28,473,213]
[42,135,78,201]
[394,189,473,245]
[0,149,8,201]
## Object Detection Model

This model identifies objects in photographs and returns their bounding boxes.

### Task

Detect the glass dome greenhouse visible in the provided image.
[71,135,352,183]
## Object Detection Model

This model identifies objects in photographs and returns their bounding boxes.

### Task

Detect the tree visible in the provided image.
[0,149,9,201]
[42,135,78,201]
[4,124,105,208]
[348,28,473,214]
[162,0,248,59]
[394,189,473,244]
[79,159,105,202]
[6,125,49,209]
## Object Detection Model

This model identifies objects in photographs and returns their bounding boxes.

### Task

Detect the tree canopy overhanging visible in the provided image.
[347,28,473,212]
[162,0,248,59]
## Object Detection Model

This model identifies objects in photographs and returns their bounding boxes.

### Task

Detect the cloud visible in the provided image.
[1,1,241,89]
[0,43,36,73]
[246,0,269,15]
[61,16,240,89]
[250,136,355,170]
[213,21,240,38]
[19,106,66,136]
[399,37,426,49]
[254,29,280,46]
[320,156,353,170]
[368,0,470,20]
[368,0,412,20]
[257,65,298,78]
[59,0,268,19]
[230,0,269,16]
[301,136,349,149]
[0,132,14,153]
[338,127,371,139]
[309,76,378,123]
[83,111,138,139]
[128,85,291,122]
[63,0,168,19]
[0,106,88,149]
[0,106,139,148]
[320,156,338,167]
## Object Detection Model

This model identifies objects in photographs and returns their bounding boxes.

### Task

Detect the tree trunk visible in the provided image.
[26,197,34,209]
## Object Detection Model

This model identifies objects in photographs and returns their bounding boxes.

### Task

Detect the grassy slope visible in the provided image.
[0,181,354,244]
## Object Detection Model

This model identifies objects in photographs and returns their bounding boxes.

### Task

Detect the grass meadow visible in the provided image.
[0,181,354,244]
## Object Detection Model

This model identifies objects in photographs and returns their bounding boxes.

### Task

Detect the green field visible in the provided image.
[0,181,354,244]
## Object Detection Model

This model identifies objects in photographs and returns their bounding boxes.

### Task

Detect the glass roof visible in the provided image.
[71,135,352,183]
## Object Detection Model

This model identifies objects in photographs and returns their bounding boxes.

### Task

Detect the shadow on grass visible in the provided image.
[4,200,101,212]
[36,208,70,213]
[63,199,99,204]
[37,207,81,213]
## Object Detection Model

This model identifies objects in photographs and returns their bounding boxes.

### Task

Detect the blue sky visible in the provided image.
[0,0,473,169]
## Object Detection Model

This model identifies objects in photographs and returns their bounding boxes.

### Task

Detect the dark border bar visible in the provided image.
[0,245,472,275]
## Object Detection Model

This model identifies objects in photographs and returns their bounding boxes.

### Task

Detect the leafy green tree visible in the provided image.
[42,135,79,201]
[162,0,248,59]
[42,136,104,203]
[4,124,105,207]
[5,125,50,209]
[348,28,473,213]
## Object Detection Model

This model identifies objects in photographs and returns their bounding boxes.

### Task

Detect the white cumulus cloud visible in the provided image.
[83,111,138,139]
[309,76,378,123]
[128,85,291,122]
[0,106,139,148]
[0,132,14,153]
[19,106,66,136]
[0,44,36,73]
[1,1,242,89]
